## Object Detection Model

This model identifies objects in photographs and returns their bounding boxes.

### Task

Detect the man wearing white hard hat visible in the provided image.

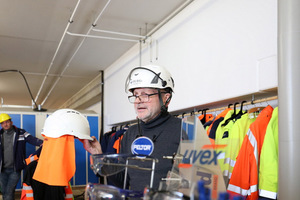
[83,65,187,191]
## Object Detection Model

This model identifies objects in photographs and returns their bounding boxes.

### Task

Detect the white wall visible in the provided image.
[103,0,277,132]
[87,101,101,115]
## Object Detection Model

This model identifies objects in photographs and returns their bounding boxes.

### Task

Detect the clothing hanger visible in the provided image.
[181,113,186,118]
[247,99,266,118]
[232,102,239,117]
[200,108,209,124]
[222,102,239,127]
[236,100,247,117]
[248,106,265,113]
[190,111,195,116]
[248,94,266,113]
[248,106,265,119]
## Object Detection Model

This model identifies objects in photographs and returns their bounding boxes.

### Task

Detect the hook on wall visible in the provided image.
[251,94,255,104]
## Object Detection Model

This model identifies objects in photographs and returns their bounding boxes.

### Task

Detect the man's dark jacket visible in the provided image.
[0,125,43,172]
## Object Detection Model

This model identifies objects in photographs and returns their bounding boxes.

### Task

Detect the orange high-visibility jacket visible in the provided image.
[227,105,273,200]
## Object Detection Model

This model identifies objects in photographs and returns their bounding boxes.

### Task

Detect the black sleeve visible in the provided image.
[23,160,38,186]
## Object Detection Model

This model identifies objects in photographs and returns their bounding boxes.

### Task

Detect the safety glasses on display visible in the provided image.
[90,154,158,189]
[85,183,144,200]
[85,183,186,200]
[90,153,128,177]
[143,187,186,200]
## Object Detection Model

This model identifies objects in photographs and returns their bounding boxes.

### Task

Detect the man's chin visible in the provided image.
[137,114,148,122]
[137,116,146,122]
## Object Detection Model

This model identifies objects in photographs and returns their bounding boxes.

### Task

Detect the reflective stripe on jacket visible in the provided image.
[21,183,34,200]
[64,183,74,200]
[25,154,39,165]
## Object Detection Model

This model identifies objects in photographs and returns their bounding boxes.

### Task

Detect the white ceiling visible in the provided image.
[0,0,189,110]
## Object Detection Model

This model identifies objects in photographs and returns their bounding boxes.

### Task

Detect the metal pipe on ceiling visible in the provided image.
[39,0,193,107]
[23,72,83,78]
[34,0,82,105]
[85,0,194,43]
[40,0,112,106]
[66,31,140,42]
[92,28,147,39]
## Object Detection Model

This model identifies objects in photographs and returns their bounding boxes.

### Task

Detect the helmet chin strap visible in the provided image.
[158,89,171,114]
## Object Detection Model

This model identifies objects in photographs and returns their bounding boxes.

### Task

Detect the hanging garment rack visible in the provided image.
[109,95,278,131]
[179,95,278,118]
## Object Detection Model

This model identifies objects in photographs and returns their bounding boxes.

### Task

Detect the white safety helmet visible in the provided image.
[41,109,92,140]
[125,65,174,93]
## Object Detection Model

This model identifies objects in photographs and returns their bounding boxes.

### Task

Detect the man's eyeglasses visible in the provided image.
[128,93,166,103]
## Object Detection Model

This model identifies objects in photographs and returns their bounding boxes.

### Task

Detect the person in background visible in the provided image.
[82,65,188,191]
[0,113,43,200]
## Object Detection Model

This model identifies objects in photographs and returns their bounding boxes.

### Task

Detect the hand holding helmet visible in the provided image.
[80,136,102,154]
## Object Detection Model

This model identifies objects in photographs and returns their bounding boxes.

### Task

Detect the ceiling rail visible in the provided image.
[92,28,147,39]
[40,0,112,107]
[66,31,140,42]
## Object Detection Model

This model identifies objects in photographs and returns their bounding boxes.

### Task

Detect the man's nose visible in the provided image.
[135,96,143,103]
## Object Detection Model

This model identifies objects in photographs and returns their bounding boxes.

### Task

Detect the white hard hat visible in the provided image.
[41,109,92,140]
[125,65,174,93]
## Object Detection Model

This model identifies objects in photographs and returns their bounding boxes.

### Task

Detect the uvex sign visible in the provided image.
[182,149,222,165]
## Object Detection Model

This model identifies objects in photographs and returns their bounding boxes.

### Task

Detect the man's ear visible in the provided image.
[164,93,172,106]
